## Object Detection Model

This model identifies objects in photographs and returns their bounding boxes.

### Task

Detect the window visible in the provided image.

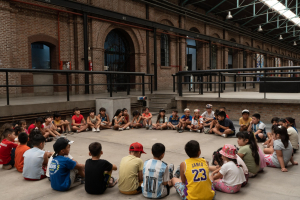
[243,51,247,68]
[160,34,169,66]
[31,42,51,69]
[275,57,281,77]
[211,45,217,69]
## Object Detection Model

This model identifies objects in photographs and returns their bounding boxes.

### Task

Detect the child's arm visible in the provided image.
[210,171,223,181]
[81,118,87,125]
[72,118,80,126]
[218,125,229,130]
[148,113,153,119]
[112,164,117,171]
[247,121,253,132]
[42,152,49,166]
[138,170,143,182]
[180,162,187,184]
[74,163,85,171]
[276,150,288,172]
[86,117,93,126]
[237,153,245,159]
[254,129,262,136]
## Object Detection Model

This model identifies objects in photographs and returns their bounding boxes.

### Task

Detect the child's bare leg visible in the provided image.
[47,130,56,137]
[100,124,111,129]
[88,124,95,129]
[95,123,100,129]
[222,129,233,135]
[43,132,50,138]
[78,124,88,133]
[57,126,63,132]
[148,119,152,125]
[264,146,274,154]
[72,126,80,132]
[212,127,221,135]
[113,124,120,130]
[161,124,167,129]
[123,122,130,129]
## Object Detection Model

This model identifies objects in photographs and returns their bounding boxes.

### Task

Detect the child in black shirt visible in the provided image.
[85,142,118,194]
[211,111,235,138]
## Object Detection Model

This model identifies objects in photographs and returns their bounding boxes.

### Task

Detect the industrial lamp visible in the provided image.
[279,35,283,40]
[258,25,263,32]
[226,11,233,20]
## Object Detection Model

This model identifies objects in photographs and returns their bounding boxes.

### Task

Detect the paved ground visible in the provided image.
[1,122,299,200]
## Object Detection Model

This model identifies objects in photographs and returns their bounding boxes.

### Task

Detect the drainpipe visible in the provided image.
[73,15,79,94]
[58,12,61,67]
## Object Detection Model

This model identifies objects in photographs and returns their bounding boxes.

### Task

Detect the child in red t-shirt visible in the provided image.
[142,107,153,130]
[28,117,50,139]
[72,107,88,133]
[0,128,18,170]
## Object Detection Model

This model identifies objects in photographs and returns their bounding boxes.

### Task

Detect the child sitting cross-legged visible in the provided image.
[239,109,252,131]
[49,138,85,191]
[0,128,18,170]
[131,110,143,128]
[98,107,112,129]
[28,117,51,141]
[236,131,261,177]
[280,117,299,153]
[153,109,168,130]
[201,104,215,127]
[178,108,192,133]
[210,144,246,194]
[87,109,100,132]
[14,132,30,173]
[113,109,130,131]
[247,113,267,142]
[212,111,235,138]
[167,110,180,130]
[43,115,61,138]
[53,112,72,134]
[85,142,118,194]
[23,134,52,181]
[13,126,23,143]
[72,107,88,133]
[122,108,131,129]
[263,125,277,154]
[142,107,153,130]
[206,109,219,134]
[187,109,203,133]
[264,125,298,172]
[18,120,29,135]
[118,142,145,195]
[142,143,174,199]
[171,140,215,200]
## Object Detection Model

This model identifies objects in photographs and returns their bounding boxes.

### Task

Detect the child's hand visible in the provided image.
[281,168,288,172]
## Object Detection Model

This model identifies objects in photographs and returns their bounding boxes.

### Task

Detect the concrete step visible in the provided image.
[149,102,169,108]
[150,98,174,103]
[151,94,178,98]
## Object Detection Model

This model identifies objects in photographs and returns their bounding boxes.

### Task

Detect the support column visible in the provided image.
[83,13,89,94]
[154,28,157,91]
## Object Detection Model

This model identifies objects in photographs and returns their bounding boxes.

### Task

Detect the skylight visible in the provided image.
[261,0,300,27]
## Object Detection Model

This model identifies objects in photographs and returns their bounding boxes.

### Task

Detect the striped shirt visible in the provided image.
[142,159,170,199]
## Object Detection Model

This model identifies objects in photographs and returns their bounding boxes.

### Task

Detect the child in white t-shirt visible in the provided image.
[153,109,168,130]
[210,144,246,194]
[187,109,203,133]
[201,104,215,127]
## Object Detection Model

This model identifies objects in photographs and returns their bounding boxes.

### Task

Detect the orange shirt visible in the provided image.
[15,144,30,172]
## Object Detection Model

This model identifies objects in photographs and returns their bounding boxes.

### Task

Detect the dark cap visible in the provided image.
[53,137,74,154]
[159,109,166,113]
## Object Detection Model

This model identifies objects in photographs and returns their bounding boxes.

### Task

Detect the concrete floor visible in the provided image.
[1,122,299,200]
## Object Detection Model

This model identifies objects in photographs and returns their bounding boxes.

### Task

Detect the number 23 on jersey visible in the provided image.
[192,168,207,182]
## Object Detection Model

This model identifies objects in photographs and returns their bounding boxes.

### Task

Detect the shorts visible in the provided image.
[120,186,142,195]
[264,154,277,168]
[212,179,241,194]
[174,182,215,200]
[69,169,79,189]
[24,166,47,181]
[171,122,179,126]
[219,129,235,136]
[255,134,266,142]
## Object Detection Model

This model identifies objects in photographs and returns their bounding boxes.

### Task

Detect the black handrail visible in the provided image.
[1,68,154,105]
[173,66,300,98]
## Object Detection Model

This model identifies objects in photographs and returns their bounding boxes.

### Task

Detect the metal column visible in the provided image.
[83,13,89,94]
[154,28,157,91]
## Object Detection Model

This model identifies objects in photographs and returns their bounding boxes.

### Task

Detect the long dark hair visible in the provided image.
[285,117,296,128]
[112,109,122,126]
[236,131,260,166]
[156,111,166,123]
[274,126,290,148]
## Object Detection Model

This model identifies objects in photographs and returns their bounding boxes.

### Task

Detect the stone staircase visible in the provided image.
[148,94,177,114]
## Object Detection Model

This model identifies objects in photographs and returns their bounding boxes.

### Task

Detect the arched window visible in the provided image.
[31,42,51,69]
[160,33,169,66]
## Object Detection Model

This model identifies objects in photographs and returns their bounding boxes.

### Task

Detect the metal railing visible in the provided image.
[0,68,154,105]
[172,66,300,98]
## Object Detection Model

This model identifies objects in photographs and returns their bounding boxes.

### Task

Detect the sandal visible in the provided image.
[45,137,54,142]
[108,177,118,188]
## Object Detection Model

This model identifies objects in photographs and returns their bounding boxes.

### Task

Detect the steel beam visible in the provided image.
[181,0,190,6]
[206,0,227,14]
[33,0,300,60]
[217,1,258,15]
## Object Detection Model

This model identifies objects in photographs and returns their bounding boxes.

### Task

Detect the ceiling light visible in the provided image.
[279,35,283,40]
[294,41,297,46]
[258,25,263,32]
[226,11,233,20]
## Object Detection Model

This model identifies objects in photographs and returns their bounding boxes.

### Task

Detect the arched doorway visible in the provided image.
[104,29,135,91]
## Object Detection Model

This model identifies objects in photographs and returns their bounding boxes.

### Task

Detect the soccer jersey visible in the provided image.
[142,159,170,199]
[169,115,179,125]
[252,121,266,136]
[191,116,203,126]
[184,158,215,200]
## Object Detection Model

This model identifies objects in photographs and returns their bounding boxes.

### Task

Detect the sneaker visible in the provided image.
[86,128,89,131]
[197,130,201,133]
[204,129,210,134]
[119,128,123,131]
[146,125,149,130]
[149,125,153,130]
[176,126,179,132]
[2,165,12,170]
[174,165,180,178]
[76,130,80,133]
[92,128,96,132]
[190,129,192,132]
[126,127,130,130]
[179,129,183,133]
[96,128,100,132]
[221,134,228,138]
[169,164,174,179]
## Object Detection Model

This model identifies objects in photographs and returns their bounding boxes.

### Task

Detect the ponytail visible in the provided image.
[274,126,290,148]
[236,131,260,166]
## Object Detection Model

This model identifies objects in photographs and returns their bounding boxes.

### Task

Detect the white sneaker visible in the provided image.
[126,127,130,130]
[190,129,192,132]
[96,128,100,132]
[92,128,96,132]
[197,130,201,133]
[86,128,89,131]
[221,134,228,138]
[119,128,123,131]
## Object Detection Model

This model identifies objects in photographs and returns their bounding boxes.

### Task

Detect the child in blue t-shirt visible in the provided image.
[49,138,85,191]
[167,110,180,130]
[178,108,192,133]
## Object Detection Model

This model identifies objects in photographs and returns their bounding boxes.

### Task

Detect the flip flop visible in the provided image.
[108,177,118,188]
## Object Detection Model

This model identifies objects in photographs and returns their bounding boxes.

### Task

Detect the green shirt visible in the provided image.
[238,144,260,174]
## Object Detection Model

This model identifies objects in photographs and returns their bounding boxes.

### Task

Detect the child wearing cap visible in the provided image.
[85,142,118,194]
[178,108,192,133]
[23,134,52,180]
[153,109,168,130]
[118,142,145,195]
[187,109,203,133]
[171,140,215,200]
[201,104,215,127]
[49,138,85,191]
[168,110,180,130]
[142,143,174,199]
[212,111,235,138]
[210,144,246,194]
[247,113,267,142]
[239,109,252,131]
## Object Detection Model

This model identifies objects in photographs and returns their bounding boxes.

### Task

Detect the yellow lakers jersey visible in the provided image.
[184,158,215,200]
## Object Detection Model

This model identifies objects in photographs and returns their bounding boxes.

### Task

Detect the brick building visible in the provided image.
[1,0,300,97]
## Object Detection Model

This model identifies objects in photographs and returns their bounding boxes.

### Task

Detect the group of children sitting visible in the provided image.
[0,104,298,199]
